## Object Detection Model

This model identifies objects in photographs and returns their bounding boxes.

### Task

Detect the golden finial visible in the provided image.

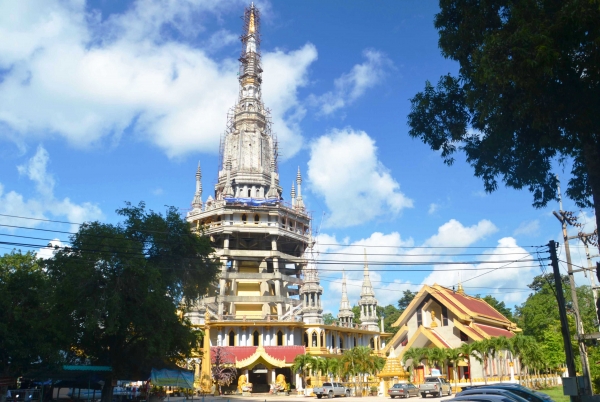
[457,283,465,295]
[248,7,256,34]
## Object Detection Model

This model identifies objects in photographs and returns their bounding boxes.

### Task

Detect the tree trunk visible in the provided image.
[101,377,114,402]
[583,140,600,255]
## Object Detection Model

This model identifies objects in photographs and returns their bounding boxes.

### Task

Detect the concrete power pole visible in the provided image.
[553,177,592,396]
[577,232,600,331]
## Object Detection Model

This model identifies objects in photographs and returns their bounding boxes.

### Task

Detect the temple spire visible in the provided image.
[358,249,379,331]
[338,271,354,327]
[296,167,305,210]
[192,162,203,210]
[291,182,296,207]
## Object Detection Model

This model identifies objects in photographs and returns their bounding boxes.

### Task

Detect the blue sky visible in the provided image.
[0,0,597,314]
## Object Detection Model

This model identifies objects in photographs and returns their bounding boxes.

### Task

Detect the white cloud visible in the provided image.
[0,0,315,159]
[428,203,439,215]
[421,237,537,304]
[310,49,390,115]
[424,219,498,247]
[513,220,540,237]
[308,128,413,228]
[0,146,103,232]
[37,238,63,259]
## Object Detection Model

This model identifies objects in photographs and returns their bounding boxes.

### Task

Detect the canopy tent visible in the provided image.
[150,369,194,389]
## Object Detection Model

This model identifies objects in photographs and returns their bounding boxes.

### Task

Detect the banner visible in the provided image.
[150,369,194,389]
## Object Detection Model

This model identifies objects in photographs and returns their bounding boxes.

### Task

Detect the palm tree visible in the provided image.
[444,348,463,392]
[291,353,316,390]
[322,357,341,382]
[458,342,481,386]
[491,336,512,382]
[427,347,447,375]
[402,347,426,384]
[511,334,541,386]
[470,340,490,384]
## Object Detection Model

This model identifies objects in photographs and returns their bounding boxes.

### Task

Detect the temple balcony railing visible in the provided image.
[203,295,302,305]
[211,314,303,322]
[220,272,303,284]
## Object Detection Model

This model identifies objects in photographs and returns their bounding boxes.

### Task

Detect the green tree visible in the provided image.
[351,305,361,324]
[322,313,336,325]
[470,340,491,384]
[444,348,463,392]
[291,353,315,390]
[0,251,66,402]
[458,342,481,386]
[45,202,219,402]
[407,0,600,247]
[398,290,417,315]
[402,347,426,383]
[377,305,401,335]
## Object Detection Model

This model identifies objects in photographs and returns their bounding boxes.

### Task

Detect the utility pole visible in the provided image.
[553,177,592,396]
[549,240,579,402]
[578,231,600,331]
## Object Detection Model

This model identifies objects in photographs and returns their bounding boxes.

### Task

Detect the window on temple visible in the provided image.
[441,306,448,326]
[247,189,251,197]
[312,332,318,347]
[320,332,324,347]
[229,331,235,346]
[339,338,344,349]
[254,214,259,223]
[417,308,423,327]
[304,332,309,347]
[277,330,284,346]
[460,331,468,342]
[354,337,357,347]
[242,214,247,222]
[331,334,335,346]
[370,338,375,349]
[253,330,259,346]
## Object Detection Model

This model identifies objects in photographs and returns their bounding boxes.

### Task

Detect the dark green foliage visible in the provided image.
[377,305,401,335]
[322,313,336,325]
[397,290,417,315]
[44,202,219,395]
[408,0,600,239]
[0,252,66,377]
[352,305,361,324]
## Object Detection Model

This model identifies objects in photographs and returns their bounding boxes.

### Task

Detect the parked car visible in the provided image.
[452,395,527,402]
[459,384,552,402]
[388,383,419,398]
[313,382,351,399]
[455,388,530,402]
[418,377,452,397]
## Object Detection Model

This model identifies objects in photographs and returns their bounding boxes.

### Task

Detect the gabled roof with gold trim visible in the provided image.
[211,346,305,368]
[391,284,516,329]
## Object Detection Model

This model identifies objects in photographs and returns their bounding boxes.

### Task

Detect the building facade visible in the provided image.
[383,284,520,385]
[184,4,382,393]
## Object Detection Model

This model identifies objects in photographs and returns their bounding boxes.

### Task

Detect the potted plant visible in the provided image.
[369,386,378,396]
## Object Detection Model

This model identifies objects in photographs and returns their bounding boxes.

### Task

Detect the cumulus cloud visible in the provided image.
[424,219,498,247]
[0,0,315,159]
[37,238,63,259]
[310,49,390,115]
[0,146,103,232]
[308,128,413,228]
[421,237,537,304]
[314,218,535,313]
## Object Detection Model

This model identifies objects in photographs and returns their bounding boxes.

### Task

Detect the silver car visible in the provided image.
[388,383,419,398]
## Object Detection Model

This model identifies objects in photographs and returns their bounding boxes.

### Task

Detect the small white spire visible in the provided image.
[192,162,203,210]
[296,166,305,210]
[291,182,296,207]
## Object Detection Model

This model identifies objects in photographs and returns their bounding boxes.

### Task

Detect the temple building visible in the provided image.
[184,4,382,393]
[382,284,521,384]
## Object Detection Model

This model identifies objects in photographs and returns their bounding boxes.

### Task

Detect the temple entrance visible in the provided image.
[249,364,269,393]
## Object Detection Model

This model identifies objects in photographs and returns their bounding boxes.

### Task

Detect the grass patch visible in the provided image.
[539,386,569,402]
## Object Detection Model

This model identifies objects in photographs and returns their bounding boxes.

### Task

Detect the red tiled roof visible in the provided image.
[473,324,515,338]
[428,330,451,347]
[449,292,509,321]
[210,346,305,364]
[264,346,306,363]
[433,290,468,316]
[211,346,257,363]
[432,287,509,322]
